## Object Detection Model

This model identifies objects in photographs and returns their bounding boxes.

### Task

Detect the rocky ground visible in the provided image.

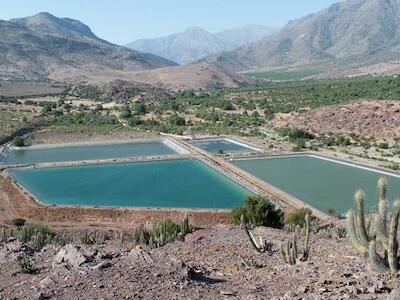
[0,225,399,299]
[275,100,400,141]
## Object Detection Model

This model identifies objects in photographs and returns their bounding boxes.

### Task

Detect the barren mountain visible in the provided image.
[0,12,176,81]
[204,0,400,71]
[127,25,276,65]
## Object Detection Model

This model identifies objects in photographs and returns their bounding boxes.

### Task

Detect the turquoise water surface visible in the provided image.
[9,159,251,209]
[190,139,253,153]
[2,141,177,165]
[233,156,400,214]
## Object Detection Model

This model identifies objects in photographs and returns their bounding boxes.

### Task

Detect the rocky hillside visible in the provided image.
[204,0,400,71]
[0,226,398,299]
[127,25,276,65]
[127,63,259,90]
[274,100,400,140]
[0,12,176,82]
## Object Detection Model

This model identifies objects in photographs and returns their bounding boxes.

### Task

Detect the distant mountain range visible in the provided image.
[0,12,255,90]
[126,25,277,65]
[204,0,400,72]
[3,0,400,91]
[0,12,176,82]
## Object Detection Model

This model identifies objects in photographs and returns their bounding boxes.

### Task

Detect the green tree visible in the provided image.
[231,196,284,228]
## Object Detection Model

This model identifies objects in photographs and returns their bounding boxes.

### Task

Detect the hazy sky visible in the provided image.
[0,0,339,44]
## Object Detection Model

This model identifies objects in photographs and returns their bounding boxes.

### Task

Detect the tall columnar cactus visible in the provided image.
[180,214,190,238]
[280,213,311,264]
[346,190,371,254]
[347,177,400,274]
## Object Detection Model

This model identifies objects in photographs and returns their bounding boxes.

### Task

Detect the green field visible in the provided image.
[243,69,322,81]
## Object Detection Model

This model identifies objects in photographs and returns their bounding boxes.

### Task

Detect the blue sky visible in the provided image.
[0,0,339,44]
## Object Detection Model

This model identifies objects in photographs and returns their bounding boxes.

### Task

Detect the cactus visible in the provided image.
[347,177,400,274]
[180,214,190,238]
[241,215,271,253]
[387,199,400,273]
[302,214,310,261]
[32,231,46,250]
[0,228,7,242]
[281,214,311,264]
[55,230,72,246]
[93,231,105,245]
[346,190,373,255]
[145,217,192,249]
[133,224,150,245]
[80,229,89,244]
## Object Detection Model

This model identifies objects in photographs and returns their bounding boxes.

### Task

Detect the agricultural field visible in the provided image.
[242,69,322,81]
[3,75,400,169]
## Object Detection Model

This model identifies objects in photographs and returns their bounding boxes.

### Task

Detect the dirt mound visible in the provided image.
[275,100,400,140]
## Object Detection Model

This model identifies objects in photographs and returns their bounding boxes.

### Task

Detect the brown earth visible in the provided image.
[274,100,400,140]
[0,226,398,299]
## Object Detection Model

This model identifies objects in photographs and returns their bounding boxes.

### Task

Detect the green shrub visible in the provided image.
[230,196,284,228]
[378,142,389,149]
[132,102,147,115]
[285,207,313,227]
[19,256,37,274]
[169,114,186,126]
[120,110,132,119]
[279,127,314,140]
[326,207,339,218]
[12,218,26,228]
[13,136,25,147]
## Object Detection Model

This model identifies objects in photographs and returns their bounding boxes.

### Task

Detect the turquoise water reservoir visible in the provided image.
[190,139,254,153]
[9,159,251,209]
[2,141,177,165]
[233,156,400,214]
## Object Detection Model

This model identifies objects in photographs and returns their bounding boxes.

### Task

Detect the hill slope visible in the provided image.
[204,0,400,71]
[127,25,276,65]
[0,12,176,81]
[128,63,258,90]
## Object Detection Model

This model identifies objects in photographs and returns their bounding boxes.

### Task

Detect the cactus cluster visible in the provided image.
[347,177,400,274]
[53,230,73,246]
[79,229,106,245]
[280,214,311,265]
[148,214,191,249]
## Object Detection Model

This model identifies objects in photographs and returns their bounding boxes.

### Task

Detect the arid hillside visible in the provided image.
[0,225,398,299]
[275,100,400,140]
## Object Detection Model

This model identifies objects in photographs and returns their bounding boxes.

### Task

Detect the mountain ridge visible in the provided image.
[203,0,400,72]
[126,24,277,65]
[0,12,177,82]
